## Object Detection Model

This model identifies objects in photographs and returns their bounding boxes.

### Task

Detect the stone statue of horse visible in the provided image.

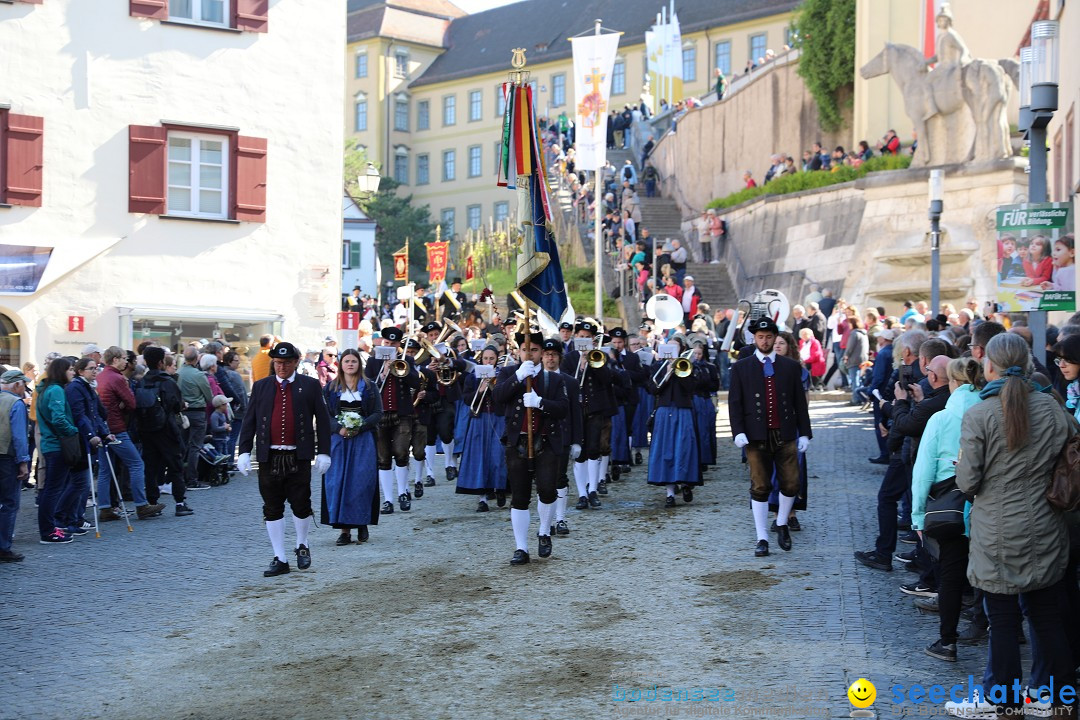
[860,43,1012,167]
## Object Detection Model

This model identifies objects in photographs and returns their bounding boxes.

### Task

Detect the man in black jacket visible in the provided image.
[494,331,569,565]
[728,318,812,557]
[238,342,332,577]
[365,327,422,513]
[139,347,191,518]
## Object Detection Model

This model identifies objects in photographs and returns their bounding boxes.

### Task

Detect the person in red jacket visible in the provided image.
[797,328,826,390]
[681,275,702,326]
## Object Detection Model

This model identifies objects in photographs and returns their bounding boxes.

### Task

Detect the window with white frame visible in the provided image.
[495,85,507,116]
[355,53,368,79]
[416,153,429,185]
[443,95,456,126]
[749,33,767,63]
[682,46,697,82]
[612,60,626,95]
[167,132,228,219]
[394,50,409,78]
[440,208,455,238]
[170,0,227,26]
[394,96,409,132]
[442,149,455,181]
[354,93,368,132]
[468,145,481,178]
[394,147,409,184]
[417,100,430,130]
[343,241,362,269]
[469,90,482,122]
[494,201,509,223]
[467,204,481,230]
[714,41,731,77]
[551,73,566,106]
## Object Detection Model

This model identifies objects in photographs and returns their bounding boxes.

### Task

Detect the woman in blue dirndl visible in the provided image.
[456,347,508,512]
[689,342,719,469]
[645,350,701,507]
[321,349,382,545]
[766,332,809,529]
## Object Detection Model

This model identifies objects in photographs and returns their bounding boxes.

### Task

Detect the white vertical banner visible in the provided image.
[664,12,683,103]
[570,32,621,171]
[645,29,660,114]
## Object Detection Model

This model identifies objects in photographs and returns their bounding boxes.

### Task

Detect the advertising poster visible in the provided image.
[0,244,52,294]
[995,202,1074,312]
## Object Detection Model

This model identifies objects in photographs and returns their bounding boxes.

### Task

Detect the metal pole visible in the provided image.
[930,215,941,318]
[594,18,604,324]
[1029,124,1049,365]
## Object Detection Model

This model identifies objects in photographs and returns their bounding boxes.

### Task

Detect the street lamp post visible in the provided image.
[355,162,383,304]
[928,169,944,320]
[1020,20,1059,366]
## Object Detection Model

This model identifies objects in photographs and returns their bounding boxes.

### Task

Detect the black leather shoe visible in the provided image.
[445,467,458,482]
[853,550,893,571]
[597,481,608,496]
[510,549,530,565]
[476,500,489,512]
[682,486,693,503]
[381,501,394,515]
[358,526,369,543]
[414,481,424,498]
[336,532,352,546]
[424,475,437,487]
[295,544,311,569]
[398,493,411,512]
[496,491,506,507]
[787,516,801,531]
[634,451,643,465]
[776,524,792,551]
[755,540,769,557]
[588,491,601,508]
[555,520,569,536]
[538,534,552,558]
[264,558,290,577]
[957,623,988,644]
[664,495,676,508]
[575,496,589,510]
[869,456,889,465]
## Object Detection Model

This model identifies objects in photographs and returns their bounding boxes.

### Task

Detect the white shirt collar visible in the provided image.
[276,372,298,385]
[754,349,777,363]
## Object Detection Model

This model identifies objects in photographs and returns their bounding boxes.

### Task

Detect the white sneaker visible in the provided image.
[944,689,999,719]
[160,483,172,495]
[1023,687,1053,718]
[709,259,720,264]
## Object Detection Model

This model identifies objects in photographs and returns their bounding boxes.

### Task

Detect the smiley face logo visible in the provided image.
[848,678,876,708]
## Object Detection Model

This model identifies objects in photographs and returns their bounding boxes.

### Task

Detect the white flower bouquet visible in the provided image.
[337,410,364,437]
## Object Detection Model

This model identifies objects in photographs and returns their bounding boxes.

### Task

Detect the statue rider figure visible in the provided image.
[924,3,972,119]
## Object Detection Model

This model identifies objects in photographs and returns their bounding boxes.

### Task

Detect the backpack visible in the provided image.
[133,379,167,432]
[1048,435,1080,511]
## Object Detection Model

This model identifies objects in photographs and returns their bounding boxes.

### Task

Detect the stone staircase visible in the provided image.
[685,261,739,312]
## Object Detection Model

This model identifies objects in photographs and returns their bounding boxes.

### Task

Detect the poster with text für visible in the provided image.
[995,202,1075,313]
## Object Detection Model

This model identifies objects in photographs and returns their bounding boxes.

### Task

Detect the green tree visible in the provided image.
[793,0,855,131]
[344,139,436,286]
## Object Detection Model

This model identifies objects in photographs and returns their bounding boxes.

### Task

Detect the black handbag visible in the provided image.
[923,475,967,540]
[59,433,85,468]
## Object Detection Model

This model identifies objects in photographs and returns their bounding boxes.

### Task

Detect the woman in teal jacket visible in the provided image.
[911,356,984,662]
[35,358,79,543]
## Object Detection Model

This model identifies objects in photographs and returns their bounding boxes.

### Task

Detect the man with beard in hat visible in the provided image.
[494,331,570,564]
[365,327,423,512]
[238,342,332,577]
[728,318,812,558]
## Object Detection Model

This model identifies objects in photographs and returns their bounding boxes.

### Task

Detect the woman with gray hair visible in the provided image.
[950,332,1077,716]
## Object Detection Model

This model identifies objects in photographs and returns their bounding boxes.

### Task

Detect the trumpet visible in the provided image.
[576,347,608,389]
[376,356,411,393]
[469,375,497,416]
[652,350,694,390]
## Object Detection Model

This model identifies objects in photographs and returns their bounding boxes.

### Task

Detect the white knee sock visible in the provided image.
[424,449,434,477]
[666,483,677,497]
[395,463,409,495]
[378,469,395,503]
[510,508,530,551]
[586,458,600,493]
[292,514,310,548]
[266,519,287,562]
[555,487,568,521]
[751,500,769,542]
[598,455,610,482]
[573,461,588,498]
[777,493,796,527]
[444,440,456,468]
[537,501,554,537]
[413,456,423,483]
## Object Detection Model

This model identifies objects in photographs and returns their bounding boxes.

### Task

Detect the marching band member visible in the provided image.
[558,321,574,354]
[364,327,422,514]
[549,338,582,536]
[728,318,812,558]
[455,346,507,510]
[404,338,436,500]
[438,277,467,319]
[494,330,569,565]
[418,322,467,484]
[690,340,720,473]
[628,333,654,465]
[644,340,701,507]
[562,320,618,509]
[607,327,644,480]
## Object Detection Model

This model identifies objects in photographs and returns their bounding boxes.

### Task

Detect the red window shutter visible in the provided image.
[129,0,167,19]
[4,113,44,207]
[234,135,267,222]
[128,124,168,214]
[234,0,268,32]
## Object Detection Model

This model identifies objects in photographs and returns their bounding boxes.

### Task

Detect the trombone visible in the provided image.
[376,329,414,393]
[469,374,497,416]
[652,350,694,390]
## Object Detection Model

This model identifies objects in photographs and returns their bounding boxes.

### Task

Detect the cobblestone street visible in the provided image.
[3,400,984,719]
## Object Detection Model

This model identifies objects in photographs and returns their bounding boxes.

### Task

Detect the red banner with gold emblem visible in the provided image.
[427,241,450,284]
[393,246,408,282]
[465,255,475,282]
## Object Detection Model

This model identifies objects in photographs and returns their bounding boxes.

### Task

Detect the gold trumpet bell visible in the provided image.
[673,358,693,378]
[390,359,410,377]
[586,349,607,368]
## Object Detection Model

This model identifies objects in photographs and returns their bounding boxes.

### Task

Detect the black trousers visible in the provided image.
[873,456,911,557]
[581,414,611,461]
[258,450,312,521]
[557,451,570,490]
[937,535,969,645]
[142,429,186,503]
[506,440,558,510]
[425,402,455,445]
[376,414,414,469]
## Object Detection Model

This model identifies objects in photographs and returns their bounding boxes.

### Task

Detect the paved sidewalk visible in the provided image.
[1,401,979,719]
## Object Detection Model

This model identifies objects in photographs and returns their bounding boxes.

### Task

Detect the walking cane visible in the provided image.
[103,446,134,533]
[88,451,100,539]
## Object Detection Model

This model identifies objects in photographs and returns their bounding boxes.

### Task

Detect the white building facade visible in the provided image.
[340,194,378,307]
[0,0,345,366]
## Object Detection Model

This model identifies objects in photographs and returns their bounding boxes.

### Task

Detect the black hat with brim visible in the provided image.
[750,318,779,335]
[270,342,301,360]
[380,327,404,343]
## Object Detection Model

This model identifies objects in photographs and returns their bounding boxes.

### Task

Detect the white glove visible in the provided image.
[733,433,749,448]
[515,361,536,382]
[314,454,331,475]
[797,436,810,453]
[522,390,542,409]
[570,443,582,460]
[237,453,252,476]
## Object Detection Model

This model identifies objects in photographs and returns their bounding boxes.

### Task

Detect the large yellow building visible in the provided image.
[345,0,799,240]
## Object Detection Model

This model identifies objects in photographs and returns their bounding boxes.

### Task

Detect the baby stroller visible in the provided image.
[198,439,232,487]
